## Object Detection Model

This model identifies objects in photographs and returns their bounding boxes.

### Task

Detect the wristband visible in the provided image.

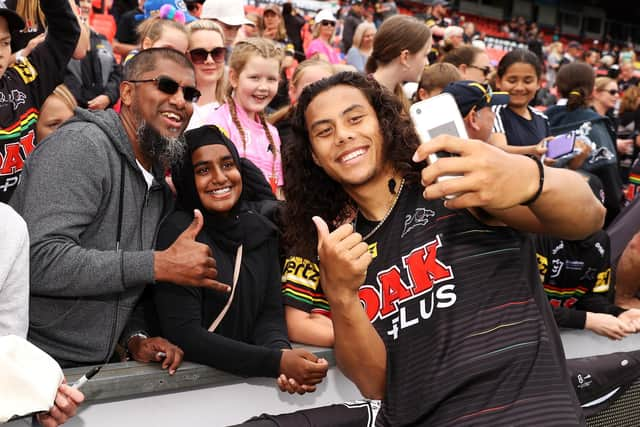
[521,154,544,206]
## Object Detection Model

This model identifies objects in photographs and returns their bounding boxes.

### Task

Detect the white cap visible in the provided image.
[201,0,252,26]
[315,9,336,23]
[0,335,64,422]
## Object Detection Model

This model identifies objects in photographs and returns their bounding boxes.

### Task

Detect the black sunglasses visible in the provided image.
[320,20,336,27]
[189,47,227,64]
[126,76,201,103]
[468,64,491,77]
[601,89,619,96]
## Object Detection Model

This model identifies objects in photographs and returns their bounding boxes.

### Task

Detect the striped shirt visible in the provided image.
[356,184,583,426]
[281,256,330,317]
[492,104,550,146]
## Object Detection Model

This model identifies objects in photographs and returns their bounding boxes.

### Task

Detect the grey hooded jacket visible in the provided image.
[11,108,173,364]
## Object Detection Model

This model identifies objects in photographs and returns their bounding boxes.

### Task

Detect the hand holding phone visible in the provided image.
[410,93,468,197]
[544,132,576,160]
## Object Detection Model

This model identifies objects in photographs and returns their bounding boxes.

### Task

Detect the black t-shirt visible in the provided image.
[355,184,583,426]
[535,231,623,330]
[492,104,550,146]
[115,8,141,44]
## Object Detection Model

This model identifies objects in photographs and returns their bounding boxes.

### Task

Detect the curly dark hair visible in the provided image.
[281,72,424,258]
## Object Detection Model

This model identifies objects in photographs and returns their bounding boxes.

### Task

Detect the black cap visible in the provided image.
[442,80,509,117]
[0,1,24,34]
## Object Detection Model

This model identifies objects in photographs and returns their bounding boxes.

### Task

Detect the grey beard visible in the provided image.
[136,121,186,168]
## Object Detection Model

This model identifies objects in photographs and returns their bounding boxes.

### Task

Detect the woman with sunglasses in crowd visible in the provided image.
[186,20,227,130]
[305,9,341,65]
[441,45,491,84]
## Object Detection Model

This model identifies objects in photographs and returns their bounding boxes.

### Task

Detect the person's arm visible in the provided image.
[35,383,84,427]
[112,40,138,56]
[551,305,587,329]
[0,204,29,337]
[285,306,334,347]
[614,232,640,309]
[413,135,605,240]
[25,0,81,107]
[281,256,335,347]
[313,217,386,400]
[9,129,154,297]
[584,312,633,340]
[577,292,626,317]
[488,131,548,156]
[252,241,291,350]
[154,279,289,378]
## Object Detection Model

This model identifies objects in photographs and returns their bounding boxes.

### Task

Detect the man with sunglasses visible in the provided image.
[443,80,507,143]
[11,48,227,371]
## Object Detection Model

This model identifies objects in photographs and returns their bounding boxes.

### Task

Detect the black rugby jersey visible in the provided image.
[0,0,79,203]
[355,183,583,426]
[536,231,623,330]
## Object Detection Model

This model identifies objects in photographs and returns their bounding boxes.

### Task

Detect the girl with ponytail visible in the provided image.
[366,15,431,110]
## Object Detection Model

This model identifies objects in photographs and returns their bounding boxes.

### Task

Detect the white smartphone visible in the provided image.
[409,93,468,186]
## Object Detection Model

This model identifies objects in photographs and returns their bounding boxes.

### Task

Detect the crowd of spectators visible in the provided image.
[1,0,640,425]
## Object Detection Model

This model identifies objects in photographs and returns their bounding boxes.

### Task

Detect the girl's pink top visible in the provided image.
[306,38,341,64]
[205,101,284,187]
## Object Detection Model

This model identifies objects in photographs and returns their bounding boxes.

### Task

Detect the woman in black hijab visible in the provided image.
[154,125,327,392]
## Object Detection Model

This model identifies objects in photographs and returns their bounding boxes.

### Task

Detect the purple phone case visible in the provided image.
[547,133,575,159]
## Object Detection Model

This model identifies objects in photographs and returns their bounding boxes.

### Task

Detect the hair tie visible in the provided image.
[569,90,582,97]
[159,4,186,24]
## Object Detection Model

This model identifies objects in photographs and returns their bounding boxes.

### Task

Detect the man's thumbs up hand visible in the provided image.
[154,210,231,292]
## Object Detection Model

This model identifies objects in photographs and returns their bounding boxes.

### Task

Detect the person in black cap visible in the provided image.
[0,0,80,203]
[442,80,509,143]
[341,0,364,53]
[559,40,583,68]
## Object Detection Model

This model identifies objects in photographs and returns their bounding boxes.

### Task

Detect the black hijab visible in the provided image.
[174,125,278,252]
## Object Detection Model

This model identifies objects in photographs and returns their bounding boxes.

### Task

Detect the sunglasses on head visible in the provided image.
[126,76,201,103]
[189,47,227,64]
[320,20,336,27]
[468,64,491,77]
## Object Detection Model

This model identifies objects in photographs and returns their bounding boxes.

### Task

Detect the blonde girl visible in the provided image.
[186,20,227,130]
[206,38,284,197]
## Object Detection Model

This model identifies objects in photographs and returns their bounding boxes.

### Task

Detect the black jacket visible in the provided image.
[65,30,121,108]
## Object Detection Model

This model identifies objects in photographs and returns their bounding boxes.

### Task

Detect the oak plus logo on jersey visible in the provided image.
[359,235,456,340]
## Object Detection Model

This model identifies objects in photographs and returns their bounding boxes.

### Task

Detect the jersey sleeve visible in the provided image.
[281,256,330,316]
